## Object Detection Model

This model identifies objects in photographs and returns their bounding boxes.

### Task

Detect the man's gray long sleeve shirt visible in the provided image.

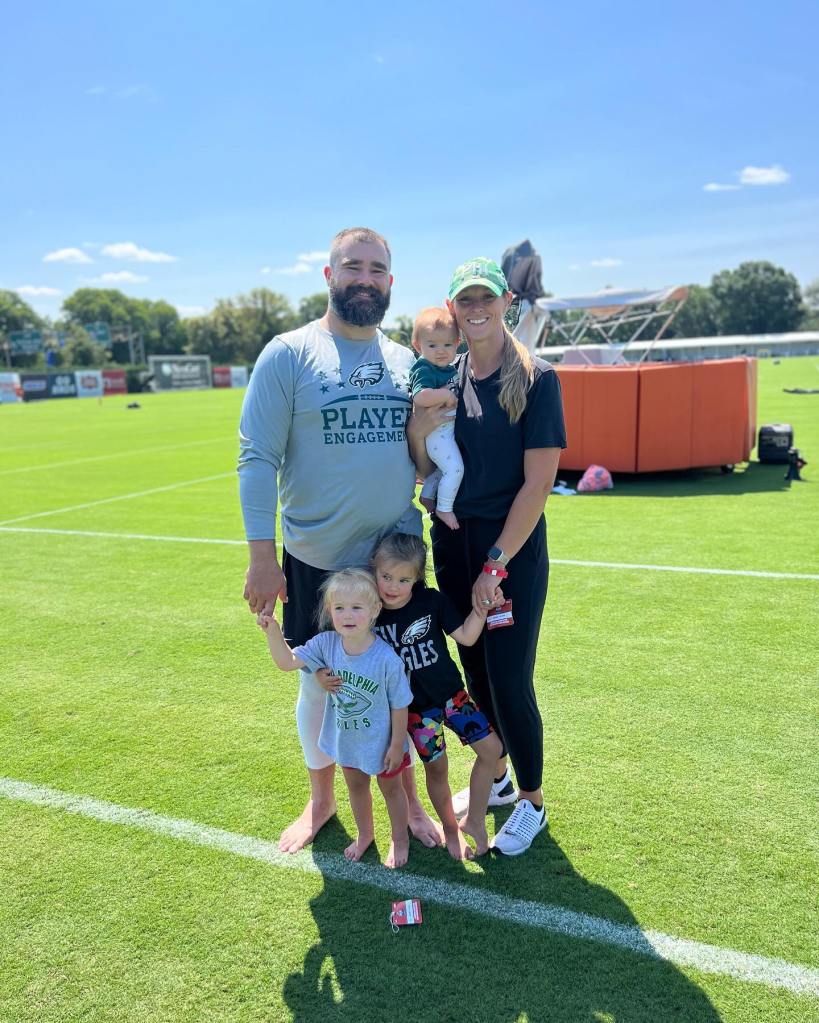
[238,320,421,571]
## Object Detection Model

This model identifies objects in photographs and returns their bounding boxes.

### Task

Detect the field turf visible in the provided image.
[1,357,817,1022]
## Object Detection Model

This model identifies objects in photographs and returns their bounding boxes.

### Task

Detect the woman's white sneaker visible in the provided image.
[490,798,547,856]
[451,768,517,817]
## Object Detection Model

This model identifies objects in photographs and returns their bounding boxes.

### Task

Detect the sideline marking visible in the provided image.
[0,526,816,581]
[0,473,235,526]
[0,438,229,477]
[2,777,817,997]
[552,558,819,582]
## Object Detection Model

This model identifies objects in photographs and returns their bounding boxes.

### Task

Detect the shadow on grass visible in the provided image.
[560,461,794,497]
[282,823,722,1023]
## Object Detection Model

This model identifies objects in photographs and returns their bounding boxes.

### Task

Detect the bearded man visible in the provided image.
[239,227,443,852]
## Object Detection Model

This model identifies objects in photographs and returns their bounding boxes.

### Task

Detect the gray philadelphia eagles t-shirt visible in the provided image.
[238,321,421,571]
[293,631,412,775]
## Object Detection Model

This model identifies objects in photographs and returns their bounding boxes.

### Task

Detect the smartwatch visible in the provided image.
[486,545,509,567]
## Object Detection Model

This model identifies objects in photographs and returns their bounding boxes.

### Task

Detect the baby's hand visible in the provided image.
[315,667,342,693]
[256,611,278,631]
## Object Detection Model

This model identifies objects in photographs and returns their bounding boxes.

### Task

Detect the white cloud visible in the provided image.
[590,258,623,268]
[703,182,741,192]
[102,241,177,263]
[567,264,581,271]
[43,247,93,264]
[176,305,207,317]
[86,271,149,284]
[267,262,312,275]
[16,285,62,297]
[296,250,330,263]
[739,164,790,186]
[86,85,106,95]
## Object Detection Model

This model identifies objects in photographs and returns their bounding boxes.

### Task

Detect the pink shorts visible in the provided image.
[378,751,412,779]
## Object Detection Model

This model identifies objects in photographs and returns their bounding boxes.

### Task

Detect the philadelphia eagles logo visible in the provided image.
[333,685,374,719]
[349,362,384,388]
[401,616,431,645]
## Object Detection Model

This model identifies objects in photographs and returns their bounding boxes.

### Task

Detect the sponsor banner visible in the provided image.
[20,373,49,401]
[148,355,212,391]
[9,329,43,355]
[230,365,249,388]
[103,368,127,395]
[47,372,79,399]
[75,369,104,398]
[213,365,232,388]
[0,372,22,403]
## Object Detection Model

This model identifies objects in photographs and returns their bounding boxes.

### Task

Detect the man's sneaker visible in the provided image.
[451,768,517,817]
[489,799,547,856]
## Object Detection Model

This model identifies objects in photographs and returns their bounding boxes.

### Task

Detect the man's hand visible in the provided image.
[244,545,287,616]
[315,667,342,693]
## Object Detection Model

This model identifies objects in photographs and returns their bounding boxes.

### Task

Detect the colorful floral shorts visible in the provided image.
[407,690,493,764]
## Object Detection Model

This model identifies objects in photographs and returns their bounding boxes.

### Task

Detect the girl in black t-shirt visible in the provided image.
[371,534,503,859]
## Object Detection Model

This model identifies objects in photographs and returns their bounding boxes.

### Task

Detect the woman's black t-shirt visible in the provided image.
[453,355,567,520]
[374,587,465,710]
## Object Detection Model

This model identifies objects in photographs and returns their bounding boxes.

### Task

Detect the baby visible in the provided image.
[409,307,463,530]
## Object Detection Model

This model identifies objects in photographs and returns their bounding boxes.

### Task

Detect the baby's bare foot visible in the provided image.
[384,833,409,869]
[436,509,459,530]
[344,834,373,862]
[459,815,490,856]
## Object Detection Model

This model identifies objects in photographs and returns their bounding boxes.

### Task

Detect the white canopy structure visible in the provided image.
[514,285,689,363]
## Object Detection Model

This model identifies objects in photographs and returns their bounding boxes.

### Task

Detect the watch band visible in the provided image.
[486,545,509,567]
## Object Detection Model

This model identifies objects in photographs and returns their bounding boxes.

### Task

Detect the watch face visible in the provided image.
[487,546,505,564]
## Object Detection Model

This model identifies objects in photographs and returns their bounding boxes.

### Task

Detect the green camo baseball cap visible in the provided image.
[448,257,509,300]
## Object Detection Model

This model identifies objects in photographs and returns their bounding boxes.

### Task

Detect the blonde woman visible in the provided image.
[411,257,567,855]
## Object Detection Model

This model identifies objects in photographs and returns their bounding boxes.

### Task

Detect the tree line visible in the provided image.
[1,260,817,371]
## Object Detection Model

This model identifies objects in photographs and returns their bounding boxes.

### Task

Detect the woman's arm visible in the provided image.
[385,706,409,772]
[470,447,561,613]
[257,613,307,672]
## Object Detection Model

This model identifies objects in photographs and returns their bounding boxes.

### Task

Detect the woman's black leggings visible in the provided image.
[431,516,549,792]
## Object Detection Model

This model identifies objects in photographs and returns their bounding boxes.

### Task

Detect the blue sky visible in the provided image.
[3,0,817,324]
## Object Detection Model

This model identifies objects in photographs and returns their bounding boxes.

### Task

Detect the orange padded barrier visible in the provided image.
[636,363,694,471]
[553,357,756,473]
[691,358,754,467]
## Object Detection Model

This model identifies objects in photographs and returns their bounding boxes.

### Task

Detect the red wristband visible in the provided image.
[483,564,508,578]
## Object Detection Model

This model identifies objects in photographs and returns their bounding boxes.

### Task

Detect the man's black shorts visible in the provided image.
[281,550,333,647]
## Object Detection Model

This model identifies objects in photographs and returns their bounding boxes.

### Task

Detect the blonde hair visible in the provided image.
[412,306,458,351]
[495,325,535,424]
[317,568,382,631]
[371,533,427,583]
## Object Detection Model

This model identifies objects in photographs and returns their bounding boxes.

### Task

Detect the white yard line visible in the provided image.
[0,526,245,545]
[0,526,816,581]
[552,558,819,582]
[0,473,235,526]
[0,438,230,477]
[1,777,816,997]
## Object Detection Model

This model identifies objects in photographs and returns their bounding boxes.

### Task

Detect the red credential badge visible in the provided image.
[390,899,423,931]
[487,599,514,630]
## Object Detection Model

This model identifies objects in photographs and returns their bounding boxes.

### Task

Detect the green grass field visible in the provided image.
[1,357,817,1022]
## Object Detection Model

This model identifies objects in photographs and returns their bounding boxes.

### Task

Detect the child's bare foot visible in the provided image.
[384,833,409,869]
[443,824,474,861]
[344,833,374,862]
[436,509,459,530]
[459,815,490,856]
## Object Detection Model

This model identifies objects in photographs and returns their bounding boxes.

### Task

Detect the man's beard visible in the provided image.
[328,282,391,327]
